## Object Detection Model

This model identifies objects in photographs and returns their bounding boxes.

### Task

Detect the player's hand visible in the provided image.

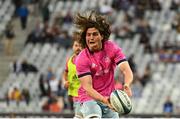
[124,84,132,97]
[64,81,69,89]
[102,97,115,111]
[123,84,132,97]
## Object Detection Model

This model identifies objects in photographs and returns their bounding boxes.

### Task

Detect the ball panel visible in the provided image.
[110,90,132,114]
[115,90,132,114]
[110,92,124,114]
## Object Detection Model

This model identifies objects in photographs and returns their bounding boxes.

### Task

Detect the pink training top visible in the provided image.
[75,40,126,102]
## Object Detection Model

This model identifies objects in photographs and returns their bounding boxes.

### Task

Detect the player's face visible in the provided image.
[73,41,82,55]
[86,27,103,52]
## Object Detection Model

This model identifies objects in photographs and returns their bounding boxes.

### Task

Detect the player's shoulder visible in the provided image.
[75,49,90,65]
[104,40,120,49]
[76,49,88,61]
[78,49,86,57]
[104,40,117,45]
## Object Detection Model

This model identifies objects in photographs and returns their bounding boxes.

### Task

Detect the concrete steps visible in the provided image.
[0,55,16,85]
[0,16,40,86]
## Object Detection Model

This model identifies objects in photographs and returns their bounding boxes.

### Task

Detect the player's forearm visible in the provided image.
[62,71,69,88]
[80,75,107,103]
[123,68,133,86]
[84,86,107,103]
[119,61,133,86]
[63,71,68,81]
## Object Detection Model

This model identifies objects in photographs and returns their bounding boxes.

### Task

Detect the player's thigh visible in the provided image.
[103,108,119,118]
[73,102,83,118]
[81,100,102,118]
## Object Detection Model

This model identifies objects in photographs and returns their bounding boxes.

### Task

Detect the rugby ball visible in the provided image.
[110,90,132,114]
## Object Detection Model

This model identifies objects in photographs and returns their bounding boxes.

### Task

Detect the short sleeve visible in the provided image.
[75,51,91,78]
[108,41,126,65]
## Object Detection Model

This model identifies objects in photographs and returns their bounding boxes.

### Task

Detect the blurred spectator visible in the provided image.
[123,12,133,24]
[134,0,147,19]
[171,13,180,31]
[49,99,61,113]
[136,19,152,35]
[144,41,153,54]
[176,25,180,43]
[25,31,39,45]
[55,31,72,49]
[41,1,50,23]
[128,55,137,73]
[10,59,38,74]
[52,78,66,110]
[112,12,134,38]
[10,59,21,74]
[115,25,134,39]
[51,23,61,37]
[49,75,59,97]
[8,87,22,103]
[46,67,54,81]
[57,79,66,97]
[149,0,161,11]
[131,79,143,98]
[21,88,31,105]
[21,59,38,74]
[128,55,142,91]
[4,23,15,56]
[17,4,29,30]
[39,67,55,97]
[163,40,174,50]
[26,0,39,16]
[111,0,121,11]
[139,64,151,87]
[111,0,131,11]
[139,32,153,54]
[99,1,113,15]
[12,0,23,16]
[57,80,66,108]
[139,32,150,44]
[119,0,131,11]
[25,20,44,45]
[39,74,49,97]
[63,11,73,24]
[176,103,180,114]
[163,96,174,116]
[42,96,63,112]
[170,0,180,11]
[41,26,55,44]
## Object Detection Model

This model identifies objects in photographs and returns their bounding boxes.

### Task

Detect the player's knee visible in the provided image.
[73,114,83,119]
[89,116,100,118]
[85,114,101,119]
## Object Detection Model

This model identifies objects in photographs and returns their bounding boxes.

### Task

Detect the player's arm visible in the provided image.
[62,58,69,89]
[118,61,133,97]
[62,70,69,89]
[79,75,113,108]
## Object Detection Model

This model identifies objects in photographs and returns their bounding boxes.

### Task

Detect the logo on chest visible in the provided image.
[91,56,111,76]
[91,63,97,68]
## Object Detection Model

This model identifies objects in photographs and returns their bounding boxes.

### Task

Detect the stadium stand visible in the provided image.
[0,0,180,118]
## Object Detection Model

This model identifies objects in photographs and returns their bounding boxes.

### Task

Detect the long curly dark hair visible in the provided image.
[73,11,111,48]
